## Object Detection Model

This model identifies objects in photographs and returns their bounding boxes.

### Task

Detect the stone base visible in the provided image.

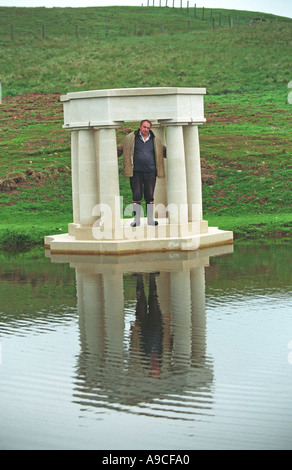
[68,218,209,240]
[44,221,233,255]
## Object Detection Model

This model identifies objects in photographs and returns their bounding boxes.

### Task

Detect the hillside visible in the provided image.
[0,6,291,246]
[0,6,291,97]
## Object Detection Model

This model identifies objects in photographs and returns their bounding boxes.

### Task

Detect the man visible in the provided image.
[121,120,166,227]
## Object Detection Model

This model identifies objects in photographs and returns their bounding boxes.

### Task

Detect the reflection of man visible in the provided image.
[121,120,166,227]
[135,273,163,378]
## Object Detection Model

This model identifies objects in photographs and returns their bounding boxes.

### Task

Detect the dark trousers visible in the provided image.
[130,171,157,204]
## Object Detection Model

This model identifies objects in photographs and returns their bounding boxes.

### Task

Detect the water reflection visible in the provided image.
[48,245,233,419]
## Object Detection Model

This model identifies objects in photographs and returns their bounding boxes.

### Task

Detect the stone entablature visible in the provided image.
[61,87,206,129]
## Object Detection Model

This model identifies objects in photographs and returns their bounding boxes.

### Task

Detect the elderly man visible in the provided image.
[121,120,166,227]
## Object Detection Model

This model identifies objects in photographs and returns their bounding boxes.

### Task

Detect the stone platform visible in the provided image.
[44,218,233,255]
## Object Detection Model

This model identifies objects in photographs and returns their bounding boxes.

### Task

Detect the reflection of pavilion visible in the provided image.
[46,244,233,418]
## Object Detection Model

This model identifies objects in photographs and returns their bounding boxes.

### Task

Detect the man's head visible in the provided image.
[139,120,152,139]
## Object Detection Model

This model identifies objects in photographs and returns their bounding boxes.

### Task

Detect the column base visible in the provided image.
[44,220,233,255]
[68,219,209,240]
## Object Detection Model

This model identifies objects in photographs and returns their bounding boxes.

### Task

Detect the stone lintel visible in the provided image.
[61,87,206,129]
[60,87,207,102]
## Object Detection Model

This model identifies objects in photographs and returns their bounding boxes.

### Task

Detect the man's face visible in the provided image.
[139,121,151,138]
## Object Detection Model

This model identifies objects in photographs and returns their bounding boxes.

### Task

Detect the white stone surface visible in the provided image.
[184,125,203,221]
[61,87,206,129]
[166,125,188,225]
[44,226,233,255]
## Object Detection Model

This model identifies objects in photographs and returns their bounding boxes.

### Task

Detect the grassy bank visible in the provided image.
[0,6,291,247]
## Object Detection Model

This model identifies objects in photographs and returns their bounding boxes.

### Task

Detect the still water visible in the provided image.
[0,241,291,450]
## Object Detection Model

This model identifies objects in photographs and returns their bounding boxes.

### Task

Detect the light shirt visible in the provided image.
[139,130,151,143]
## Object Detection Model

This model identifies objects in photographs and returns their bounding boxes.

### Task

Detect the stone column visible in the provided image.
[166,125,188,226]
[94,127,121,233]
[156,272,173,368]
[152,125,168,218]
[103,271,125,369]
[71,130,80,224]
[190,266,206,360]
[78,129,99,227]
[183,125,203,222]
[76,270,105,357]
[170,269,192,367]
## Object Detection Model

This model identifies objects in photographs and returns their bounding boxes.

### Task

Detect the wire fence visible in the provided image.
[1,3,281,41]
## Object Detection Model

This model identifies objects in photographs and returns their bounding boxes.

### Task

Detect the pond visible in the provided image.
[0,241,291,450]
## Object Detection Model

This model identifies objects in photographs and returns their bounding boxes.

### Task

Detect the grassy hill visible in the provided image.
[0,5,291,247]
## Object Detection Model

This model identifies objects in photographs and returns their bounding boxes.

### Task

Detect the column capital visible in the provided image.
[63,122,90,131]
[92,121,124,130]
[63,121,124,131]
[158,119,206,126]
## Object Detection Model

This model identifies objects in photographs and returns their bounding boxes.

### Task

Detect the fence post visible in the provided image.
[42,24,45,38]
[202,7,205,20]
[194,3,196,17]
[219,12,221,26]
[10,24,13,39]
[105,25,108,38]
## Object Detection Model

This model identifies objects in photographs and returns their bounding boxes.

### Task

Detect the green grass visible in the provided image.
[1,6,291,97]
[0,6,291,246]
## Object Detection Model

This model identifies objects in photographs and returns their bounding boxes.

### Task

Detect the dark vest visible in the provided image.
[133,133,156,172]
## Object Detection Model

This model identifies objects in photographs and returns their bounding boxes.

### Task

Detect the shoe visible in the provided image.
[131,202,141,227]
[147,202,158,226]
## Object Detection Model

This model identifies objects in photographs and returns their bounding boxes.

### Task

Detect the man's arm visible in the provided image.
[117,143,123,157]
[163,145,167,158]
